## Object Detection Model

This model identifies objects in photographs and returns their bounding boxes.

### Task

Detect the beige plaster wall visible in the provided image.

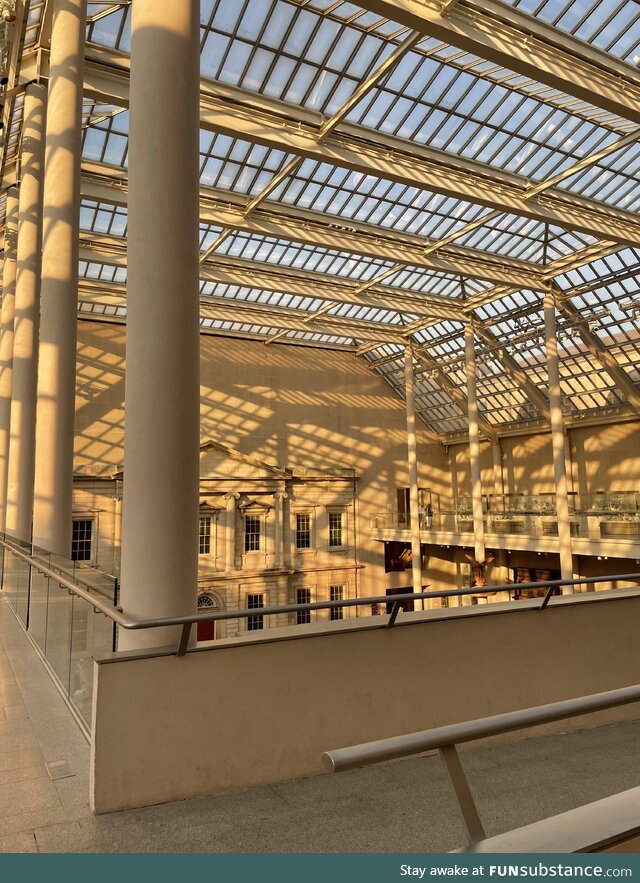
[92,592,640,812]
[449,421,640,498]
[74,321,449,597]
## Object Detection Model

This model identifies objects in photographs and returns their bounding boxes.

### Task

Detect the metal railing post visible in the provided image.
[386,600,402,629]
[439,744,486,842]
[177,622,192,657]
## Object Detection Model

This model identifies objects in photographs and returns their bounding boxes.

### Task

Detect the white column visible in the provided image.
[404,346,423,601]
[6,85,46,542]
[564,432,574,495]
[492,440,503,497]
[224,493,239,572]
[273,491,287,569]
[465,324,485,564]
[0,187,18,533]
[32,0,86,555]
[544,289,573,586]
[119,0,201,650]
[287,500,297,569]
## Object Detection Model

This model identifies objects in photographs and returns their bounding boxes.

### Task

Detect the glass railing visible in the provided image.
[0,535,118,732]
[370,511,640,541]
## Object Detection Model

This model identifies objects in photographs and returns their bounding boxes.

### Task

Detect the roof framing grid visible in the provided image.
[77,162,541,291]
[77,231,465,323]
[74,277,401,345]
[461,242,633,314]
[21,46,638,247]
[199,300,412,344]
[356,0,640,125]
[413,350,498,441]
[550,286,640,418]
[473,325,552,421]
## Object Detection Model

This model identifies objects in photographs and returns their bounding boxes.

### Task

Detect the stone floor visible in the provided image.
[1,593,639,853]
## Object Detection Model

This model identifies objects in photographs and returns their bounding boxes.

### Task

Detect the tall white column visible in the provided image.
[544,289,573,585]
[32,0,86,555]
[273,490,287,569]
[0,188,18,534]
[6,85,46,542]
[224,493,239,572]
[404,345,423,601]
[465,324,485,564]
[119,0,201,650]
[492,440,503,497]
[564,432,574,495]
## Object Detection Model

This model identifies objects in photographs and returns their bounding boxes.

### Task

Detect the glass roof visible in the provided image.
[2,0,640,438]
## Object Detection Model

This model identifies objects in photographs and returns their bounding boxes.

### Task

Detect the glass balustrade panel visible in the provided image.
[44,577,73,695]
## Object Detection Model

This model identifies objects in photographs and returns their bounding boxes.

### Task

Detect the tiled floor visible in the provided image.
[1,592,640,853]
[0,595,91,852]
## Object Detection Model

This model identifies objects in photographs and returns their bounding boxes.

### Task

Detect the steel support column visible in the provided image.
[0,188,18,533]
[492,440,503,498]
[33,0,86,555]
[465,324,485,564]
[404,345,423,605]
[119,0,200,650]
[544,289,573,585]
[6,85,46,542]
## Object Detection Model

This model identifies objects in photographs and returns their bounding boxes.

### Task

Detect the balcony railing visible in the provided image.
[371,511,640,541]
[3,533,640,736]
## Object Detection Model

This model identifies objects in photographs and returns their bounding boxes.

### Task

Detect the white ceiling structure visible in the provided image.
[1,0,640,441]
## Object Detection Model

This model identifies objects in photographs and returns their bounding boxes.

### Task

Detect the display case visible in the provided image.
[580,491,640,515]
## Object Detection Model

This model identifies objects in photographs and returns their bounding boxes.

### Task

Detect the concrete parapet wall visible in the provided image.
[91,591,640,812]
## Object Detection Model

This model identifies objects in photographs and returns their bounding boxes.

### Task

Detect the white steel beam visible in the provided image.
[77,231,466,321]
[78,162,544,290]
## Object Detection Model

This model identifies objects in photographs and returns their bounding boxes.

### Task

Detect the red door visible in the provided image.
[197,619,215,642]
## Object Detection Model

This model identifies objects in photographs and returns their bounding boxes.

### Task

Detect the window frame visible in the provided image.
[296,587,311,624]
[244,513,261,552]
[295,512,312,550]
[199,514,212,555]
[247,592,264,631]
[71,516,96,564]
[329,584,345,621]
[328,510,345,549]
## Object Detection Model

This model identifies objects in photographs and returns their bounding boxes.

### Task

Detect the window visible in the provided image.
[330,585,344,621]
[244,515,260,552]
[296,513,311,549]
[199,515,211,555]
[71,519,93,562]
[328,512,343,548]
[247,593,264,631]
[296,588,311,624]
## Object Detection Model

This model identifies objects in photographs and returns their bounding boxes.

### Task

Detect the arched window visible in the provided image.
[196,593,221,642]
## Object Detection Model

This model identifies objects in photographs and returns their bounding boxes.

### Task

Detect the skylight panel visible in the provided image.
[344,47,621,181]
[86,3,130,51]
[78,261,127,284]
[199,0,393,113]
[503,0,640,65]
[275,162,489,239]
[555,143,640,212]
[213,230,393,280]
[80,199,128,237]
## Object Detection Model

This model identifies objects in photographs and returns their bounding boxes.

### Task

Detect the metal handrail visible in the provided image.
[2,536,640,656]
[322,682,640,844]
